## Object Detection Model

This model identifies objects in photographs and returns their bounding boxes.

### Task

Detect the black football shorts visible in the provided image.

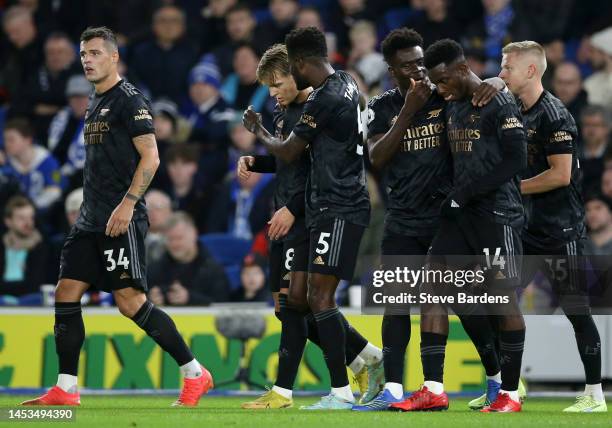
[59,220,148,292]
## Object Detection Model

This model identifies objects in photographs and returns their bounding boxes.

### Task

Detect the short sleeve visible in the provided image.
[292,90,333,143]
[542,117,575,156]
[495,103,525,143]
[367,98,390,138]
[121,94,155,138]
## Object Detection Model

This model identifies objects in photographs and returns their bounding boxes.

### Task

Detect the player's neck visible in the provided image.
[518,83,544,111]
[94,73,121,95]
[309,63,335,89]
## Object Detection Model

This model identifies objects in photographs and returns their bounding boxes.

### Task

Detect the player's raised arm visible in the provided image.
[368,79,430,169]
[242,105,308,163]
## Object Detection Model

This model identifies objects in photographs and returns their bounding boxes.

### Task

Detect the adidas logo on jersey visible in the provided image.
[451,200,460,208]
[283,273,290,280]
[495,271,506,280]
[313,256,325,265]
[120,272,131,280]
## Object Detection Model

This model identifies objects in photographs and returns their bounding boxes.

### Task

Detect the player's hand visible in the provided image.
[472,77,505,107]
[237,156,255,180]
[268,206,295,241]
[242,105,262,134]
[106,199,135,237]
[149,286,165,305]
[167,281,189,305]
[403,78,432,115]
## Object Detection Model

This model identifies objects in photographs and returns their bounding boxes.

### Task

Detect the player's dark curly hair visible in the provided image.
[381,28,424,63]
[423,38,464,70]
[285,26,327,60]
[80,26,118,51]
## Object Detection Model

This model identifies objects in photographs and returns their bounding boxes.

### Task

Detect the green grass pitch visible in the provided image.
[0,395,609,427]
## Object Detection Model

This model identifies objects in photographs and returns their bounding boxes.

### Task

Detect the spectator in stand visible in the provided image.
[0,6,44,109]
[1,118,62,212]
[221,43,271,126]
[541,38,565,91]
[196,0,238,54]
[230,253,270,302]
[213,3,258,76]
[129,5,198,105]
[206,167,275,240]
[151,98,183,161]
[552,62,589,123]
[257,0,299,49]
[144,189,173,266]
[584,193,612,255]
[148,211,229,305]
[579,105,611,193]
[19,32,81,141]
[463,0,531,76]
[162,144,212,233]
[328,0,369,59]
[186,61,234,166]
[584,27,612,108]
[347,21,387,88]
[295,6,324,31]
[0,196,48,298]
[602,169,612,199]
[47,75,90,193]
[405,0,460,48]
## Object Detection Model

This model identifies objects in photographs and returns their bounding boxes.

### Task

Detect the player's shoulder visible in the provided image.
[115,80,150,106]
[540,91,572,122]
[368,88,399,109]
[482,91,520,116]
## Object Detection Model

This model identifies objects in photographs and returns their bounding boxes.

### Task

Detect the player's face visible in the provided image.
[80,38,118,84]
[266,73,299,107]
[428,63,465,101]
[289,57,310,91]
[388,46,426,90]
[5,205,35,238]
[499,52,529,95]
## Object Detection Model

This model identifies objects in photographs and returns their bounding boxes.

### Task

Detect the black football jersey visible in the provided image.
[368,87,451,237]
[445,92,526,227]
[520,91,585,247]
[292,70,370,228]
[77,80,154,232]
[271,100,309,241]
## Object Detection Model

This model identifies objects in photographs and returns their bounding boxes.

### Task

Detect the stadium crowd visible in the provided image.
[1,0,612,306]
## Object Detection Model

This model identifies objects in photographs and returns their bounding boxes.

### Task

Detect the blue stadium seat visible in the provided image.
[199,233,252,267]
[224,265,243,290]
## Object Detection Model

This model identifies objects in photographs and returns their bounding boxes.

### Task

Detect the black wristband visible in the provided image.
[125,193,139,202]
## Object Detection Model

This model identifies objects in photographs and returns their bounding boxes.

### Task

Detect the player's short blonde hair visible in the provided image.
[256,44,290,85]
[502,41,547,74]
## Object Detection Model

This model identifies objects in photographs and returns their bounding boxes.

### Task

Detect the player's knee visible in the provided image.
[114,289,146,318]
[287,289,308,311]
[307,288,334,312]
[55,279,88,302]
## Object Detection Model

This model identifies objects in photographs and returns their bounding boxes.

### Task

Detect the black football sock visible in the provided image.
[420,332,447,383]
[131,301,193,366]
[458,314,500,377]
[382,314,411,384]
[275,294,308,390]
[566,314,602,384]
[54,302,85,376]
[499,329,525,391]
[306,311,359,367]
[339,313,368,356]
[314,307,348,387]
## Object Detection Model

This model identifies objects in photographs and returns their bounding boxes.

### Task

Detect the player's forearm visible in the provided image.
[124,154,159,205]
[521,168,571,195]
[368,109,414,169]
[255,124,301,163]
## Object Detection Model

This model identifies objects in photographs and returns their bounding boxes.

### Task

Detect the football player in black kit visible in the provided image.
[243,27,371,410]
[499,41,606,413]
[240,44,383,409]
[403,39,528,413]
[22,27,212,407]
